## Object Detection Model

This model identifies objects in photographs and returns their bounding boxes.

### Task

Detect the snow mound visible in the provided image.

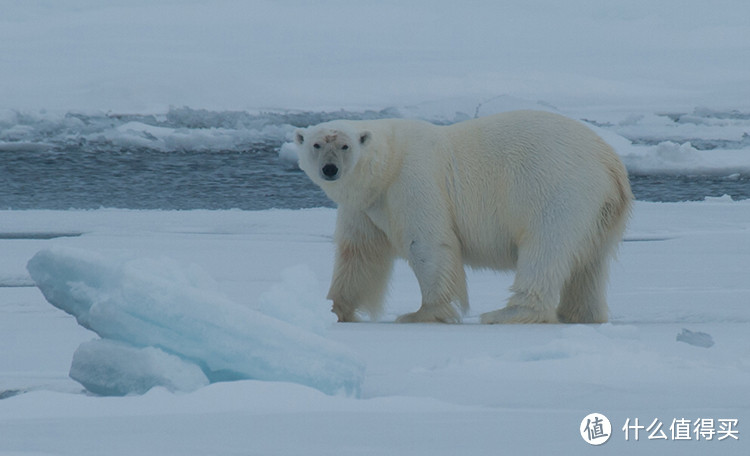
[621,141,750,175]
[27,247,365,396]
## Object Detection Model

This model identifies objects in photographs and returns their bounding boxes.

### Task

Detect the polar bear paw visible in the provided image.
[480,306,558,324]
[332,301,361,323]
[396,306,461,324]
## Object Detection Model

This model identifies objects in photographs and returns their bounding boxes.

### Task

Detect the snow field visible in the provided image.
[1,201,748,455]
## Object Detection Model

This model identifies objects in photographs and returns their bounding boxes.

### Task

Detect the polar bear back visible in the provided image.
[360,111,628,269]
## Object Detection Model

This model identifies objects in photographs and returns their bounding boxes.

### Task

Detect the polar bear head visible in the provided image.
[295,122,371,184]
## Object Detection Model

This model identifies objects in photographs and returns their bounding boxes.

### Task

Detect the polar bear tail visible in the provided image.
[600,158,634,244]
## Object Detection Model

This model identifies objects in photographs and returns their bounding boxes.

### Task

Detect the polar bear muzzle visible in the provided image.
[321,163,340,181]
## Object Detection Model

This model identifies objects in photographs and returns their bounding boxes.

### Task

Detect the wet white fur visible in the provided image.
[295,110,632,324]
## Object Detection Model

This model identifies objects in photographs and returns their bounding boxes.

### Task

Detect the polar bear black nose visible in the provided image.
[322,163,339,180]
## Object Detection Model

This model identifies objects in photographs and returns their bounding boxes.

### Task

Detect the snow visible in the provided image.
[622,140,750,175]
[1,0,749,453]
[27,247,364,396]
[2,202,749,455]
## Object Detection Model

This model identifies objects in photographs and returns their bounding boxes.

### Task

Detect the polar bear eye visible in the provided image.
[313,143,321,149]
[341,144,349,150]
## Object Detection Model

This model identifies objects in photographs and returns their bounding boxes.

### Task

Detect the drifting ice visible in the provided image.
[676,328,715,348]
[27,247,365,396]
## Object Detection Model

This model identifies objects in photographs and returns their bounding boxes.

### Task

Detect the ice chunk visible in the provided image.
[676,328,715,348]
[278,141,300,168]
[27,247,365,396]
[70,339,209,396]
[704,194,735,203]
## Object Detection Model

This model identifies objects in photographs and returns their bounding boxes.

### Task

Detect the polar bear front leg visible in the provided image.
[396,233,468,324]
[328,208,394,322]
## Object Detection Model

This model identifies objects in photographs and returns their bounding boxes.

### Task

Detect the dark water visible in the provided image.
[629,174,750,203]
[0,146,748,210]
[0,146,333,210]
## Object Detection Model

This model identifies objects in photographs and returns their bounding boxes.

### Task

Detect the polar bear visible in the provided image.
[295,110,632,324]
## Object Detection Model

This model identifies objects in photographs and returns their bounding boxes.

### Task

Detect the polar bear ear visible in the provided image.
[294,130,305,145]
[359,131,371,145]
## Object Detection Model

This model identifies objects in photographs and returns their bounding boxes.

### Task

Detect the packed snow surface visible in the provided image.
[1,201,749,455]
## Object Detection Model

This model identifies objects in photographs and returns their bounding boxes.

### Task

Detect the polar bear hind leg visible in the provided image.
[558,192,630,323]
[480,201,588,324]
[485,178,629,325]
[479,245,567,324]
[556,248,610,323]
